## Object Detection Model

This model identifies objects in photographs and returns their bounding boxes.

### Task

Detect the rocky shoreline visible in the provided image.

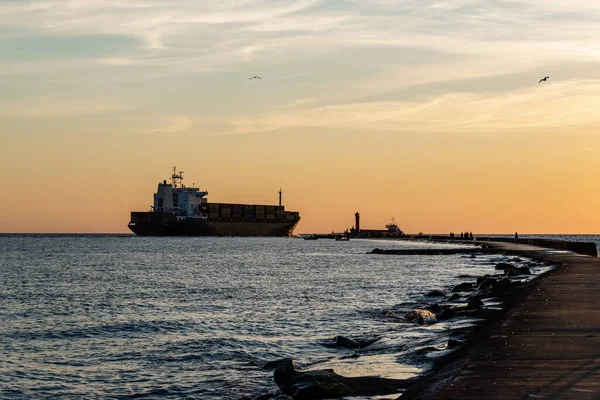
[241,243,560,400]
[398,254,555,399]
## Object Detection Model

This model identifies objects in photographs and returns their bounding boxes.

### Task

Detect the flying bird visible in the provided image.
[249,76,262,80]
[538,76,549,84]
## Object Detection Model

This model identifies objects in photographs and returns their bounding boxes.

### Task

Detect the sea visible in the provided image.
[1,234,598,399]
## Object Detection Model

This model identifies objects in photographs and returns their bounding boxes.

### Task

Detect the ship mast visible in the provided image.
[171,166,184,188]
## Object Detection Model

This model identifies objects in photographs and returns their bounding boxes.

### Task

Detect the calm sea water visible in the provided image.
[0,234,597,399]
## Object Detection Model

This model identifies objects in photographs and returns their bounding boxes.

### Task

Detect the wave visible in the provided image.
[5,319,197,341]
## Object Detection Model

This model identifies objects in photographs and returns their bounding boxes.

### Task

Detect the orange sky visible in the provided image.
[1,1,600,234]
[2,126,599,234]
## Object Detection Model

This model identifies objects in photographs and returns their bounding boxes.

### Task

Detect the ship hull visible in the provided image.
[128,212,299,237]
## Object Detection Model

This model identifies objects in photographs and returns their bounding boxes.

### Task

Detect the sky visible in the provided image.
[1,0,600,234]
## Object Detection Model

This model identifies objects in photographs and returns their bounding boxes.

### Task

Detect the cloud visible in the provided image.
[580,146,598,154]
[223,80,600,135]
[125,115,195,134]
[3,0,600,137]
[2,0,600,72]
[0,95,130,117]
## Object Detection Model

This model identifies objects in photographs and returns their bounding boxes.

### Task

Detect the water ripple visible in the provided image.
[1,235,582,398]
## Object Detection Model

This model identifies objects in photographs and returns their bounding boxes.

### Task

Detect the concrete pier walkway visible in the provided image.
[430,242,600,399]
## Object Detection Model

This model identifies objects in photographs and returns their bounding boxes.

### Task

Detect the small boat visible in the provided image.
[304,234,319,240]
[385,217,404,237]
[335,235,350,241]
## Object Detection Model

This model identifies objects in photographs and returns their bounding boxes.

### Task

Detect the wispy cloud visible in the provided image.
[0,95,130,117]
[126,115,195,134]
[223,80,600,135]
[271,73,315,81]
[2,1,600,133]
[3,0,600,71]
[580,145,598,154]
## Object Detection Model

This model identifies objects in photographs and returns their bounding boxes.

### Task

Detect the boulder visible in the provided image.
[495,262,516,270]
[504,266,531,276]
[448,293,461,301]
[425,303,442,314]
[404,309,437,325]
[332,335,360,349]
[467,298,484,309]
[437,307,457,320]
[490,278,514,296]
[495,263,530,276]
[263,358,295,370]
[476,274,498,285]
[477,277,498,289]
[324,335,382,350]
[273,359,416,399]
[447,339,463,348]
[470,288,491,300]
[452,282,476,293]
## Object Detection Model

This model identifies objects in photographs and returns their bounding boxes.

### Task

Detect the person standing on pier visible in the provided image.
[515,232,518,244]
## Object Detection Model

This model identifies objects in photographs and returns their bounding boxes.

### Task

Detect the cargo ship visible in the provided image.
[128,168,300,236]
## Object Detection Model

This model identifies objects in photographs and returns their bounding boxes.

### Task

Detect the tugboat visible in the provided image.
[335,230,350,241]
[385,217,404,237]
[128,167,300,236]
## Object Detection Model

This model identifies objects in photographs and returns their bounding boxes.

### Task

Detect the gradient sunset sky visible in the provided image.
[2,1,600,234]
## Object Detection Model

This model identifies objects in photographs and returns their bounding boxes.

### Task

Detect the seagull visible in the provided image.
[249,76,262,80]
[538,76,549,84]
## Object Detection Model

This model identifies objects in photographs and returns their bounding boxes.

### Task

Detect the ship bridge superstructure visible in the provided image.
[153,167,209,218]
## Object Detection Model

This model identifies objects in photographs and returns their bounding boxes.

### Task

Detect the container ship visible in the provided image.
[128,168,300,236]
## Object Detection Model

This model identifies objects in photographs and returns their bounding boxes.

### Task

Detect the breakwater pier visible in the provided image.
[400,239,600,399]
[269,237,600,399]
[246,236,600,399]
